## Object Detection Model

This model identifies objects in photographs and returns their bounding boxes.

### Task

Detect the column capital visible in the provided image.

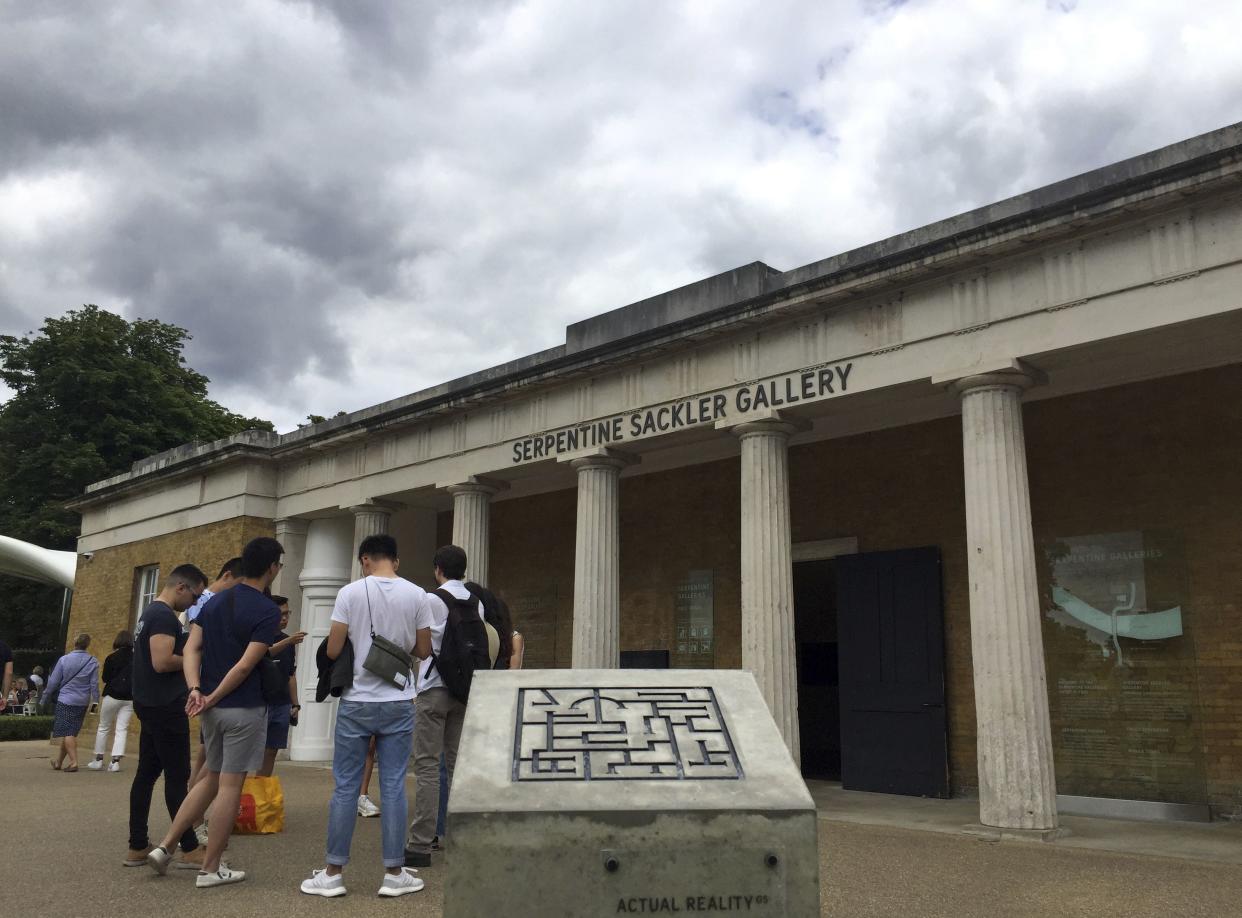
[344,499,404,516]
[273,517,309,536]
[442,475,510,497]
[722,409,811,441]
[934,358,1047,396]
[567,448,639,473]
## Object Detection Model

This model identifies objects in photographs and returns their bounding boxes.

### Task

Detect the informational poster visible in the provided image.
[673,570,715,669]
[1041,530,1206,802]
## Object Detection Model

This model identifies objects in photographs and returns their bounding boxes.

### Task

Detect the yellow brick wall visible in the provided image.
[64,515,275,754]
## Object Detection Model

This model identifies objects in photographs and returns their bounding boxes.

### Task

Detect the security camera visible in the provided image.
[81,551,95,561]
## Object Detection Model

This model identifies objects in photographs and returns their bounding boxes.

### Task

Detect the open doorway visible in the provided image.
[794,559,840,780]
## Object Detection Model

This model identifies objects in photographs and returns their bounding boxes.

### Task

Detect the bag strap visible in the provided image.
[363,577,377,639]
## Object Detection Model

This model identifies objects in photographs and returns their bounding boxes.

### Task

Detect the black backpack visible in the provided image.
[465,581,512,671]
[427,588,491,704]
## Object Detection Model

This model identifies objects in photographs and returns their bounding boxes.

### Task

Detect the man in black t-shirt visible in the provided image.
[126,563,208,869]
[257,595,305,777]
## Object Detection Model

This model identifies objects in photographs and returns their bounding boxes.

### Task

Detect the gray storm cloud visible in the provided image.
[2,0,1241,430]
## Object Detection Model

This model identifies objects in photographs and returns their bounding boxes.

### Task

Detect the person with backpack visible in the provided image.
[88,630,135,771]
[404,545,493,869]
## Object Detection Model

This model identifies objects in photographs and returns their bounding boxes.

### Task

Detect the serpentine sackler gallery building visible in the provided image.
[67,123,1242,829]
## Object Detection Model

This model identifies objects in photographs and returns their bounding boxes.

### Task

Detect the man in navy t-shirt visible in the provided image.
[146,536,283,889]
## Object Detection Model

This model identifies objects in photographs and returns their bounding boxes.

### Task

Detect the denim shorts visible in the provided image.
[265,703,291,750]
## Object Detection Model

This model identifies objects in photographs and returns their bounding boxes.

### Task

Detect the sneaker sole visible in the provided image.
[378,883,424,897]
[174,860,205,870]
[301,886,348,898]
[196,875,245,888]
[147,853,170,876]
[122,859,148,867]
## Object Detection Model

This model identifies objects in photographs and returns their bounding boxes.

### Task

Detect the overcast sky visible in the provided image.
[2,1,1240,432]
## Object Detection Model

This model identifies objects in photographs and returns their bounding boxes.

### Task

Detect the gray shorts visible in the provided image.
[201,705,267,774]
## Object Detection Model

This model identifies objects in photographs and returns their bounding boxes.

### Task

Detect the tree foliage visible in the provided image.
[0,305,272,662]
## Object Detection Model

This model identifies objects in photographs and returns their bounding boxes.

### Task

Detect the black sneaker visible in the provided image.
[404,849,431,868]
[430,836,440,850]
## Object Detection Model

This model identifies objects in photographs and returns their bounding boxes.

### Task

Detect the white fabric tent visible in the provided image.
[0,535,77,589]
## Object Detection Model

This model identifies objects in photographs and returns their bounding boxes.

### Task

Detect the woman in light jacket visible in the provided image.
[45,633,100,772]
[89,630,134,772]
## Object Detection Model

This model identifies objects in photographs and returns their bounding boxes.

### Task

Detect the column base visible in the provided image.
[961,824,1072,844]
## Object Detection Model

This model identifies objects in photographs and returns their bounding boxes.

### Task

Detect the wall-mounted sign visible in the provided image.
[673,569,715,669]
[509,362,855,465]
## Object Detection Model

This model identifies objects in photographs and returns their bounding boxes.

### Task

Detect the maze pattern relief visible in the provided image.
[512,687,743,781]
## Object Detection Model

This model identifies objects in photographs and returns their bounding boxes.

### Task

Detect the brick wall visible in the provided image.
[64,515,275,754]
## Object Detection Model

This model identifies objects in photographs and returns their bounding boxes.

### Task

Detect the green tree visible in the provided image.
[0,304,273,663]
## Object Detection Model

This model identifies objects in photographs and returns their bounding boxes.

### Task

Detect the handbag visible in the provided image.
[224,591,290,705]
[360,578,415,689]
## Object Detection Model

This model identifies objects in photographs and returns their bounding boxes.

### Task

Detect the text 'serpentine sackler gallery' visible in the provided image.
[67,124,1242,829]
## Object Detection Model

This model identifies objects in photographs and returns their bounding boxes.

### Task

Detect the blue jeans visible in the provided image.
[327,700,414,868]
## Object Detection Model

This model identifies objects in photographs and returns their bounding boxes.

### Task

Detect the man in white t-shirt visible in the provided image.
[300,534,432,900]
[404,544,484,869]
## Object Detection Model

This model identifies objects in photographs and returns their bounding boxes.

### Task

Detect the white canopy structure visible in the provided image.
[0,535,77,589]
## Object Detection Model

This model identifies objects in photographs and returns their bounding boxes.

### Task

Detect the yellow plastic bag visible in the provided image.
[233,775,284,834]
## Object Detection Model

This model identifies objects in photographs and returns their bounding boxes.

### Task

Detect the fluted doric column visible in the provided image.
[570,450,638,668]
[447,477,508,586]
[954,368,1058,830]
[735,418,801,764]
[271,518,309,631]
[349,502,397,581]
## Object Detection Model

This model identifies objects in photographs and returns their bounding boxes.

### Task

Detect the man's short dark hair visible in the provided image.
[217,557,244,580]
[168,564,208,590]
[271,594,289,607]
[358,534,398,562]
[434,544,467,580]
[241,537,284,578]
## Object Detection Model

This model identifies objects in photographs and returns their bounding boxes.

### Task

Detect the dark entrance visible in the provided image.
[793,559,841,779]
[835,547,949,797]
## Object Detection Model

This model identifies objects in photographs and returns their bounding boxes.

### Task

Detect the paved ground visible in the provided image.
[5,739,1240,917]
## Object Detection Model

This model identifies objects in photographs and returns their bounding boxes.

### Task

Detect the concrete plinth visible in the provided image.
[445,669,820,917]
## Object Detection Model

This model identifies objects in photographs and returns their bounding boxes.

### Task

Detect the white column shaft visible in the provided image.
[272,518,308,631]
[737,422,800,763]
[350,504,393,581]
[571,458,627,668]
[450,486,495,585]
[958,374,1058,830]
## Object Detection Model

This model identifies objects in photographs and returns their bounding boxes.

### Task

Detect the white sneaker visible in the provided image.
[301,868,347,897]
[378,868,424,897]
[194,823,209,847]
[196,863,245,888]
[357,795,380,818]
[87,758,104,771]
[108,760,122,773]
[146,846,172,876]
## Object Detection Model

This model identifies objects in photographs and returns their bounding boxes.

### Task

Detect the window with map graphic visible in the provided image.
[1041,529,1207,803]
[512,686,743,781]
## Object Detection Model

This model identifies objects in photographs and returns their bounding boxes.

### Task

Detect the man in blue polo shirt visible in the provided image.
[147,536,283,889]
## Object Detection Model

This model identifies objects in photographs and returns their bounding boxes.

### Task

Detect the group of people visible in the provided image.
[0,638,45,712]
[30,531,520,898]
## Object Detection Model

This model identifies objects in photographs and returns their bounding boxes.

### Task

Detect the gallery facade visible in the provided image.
[68,124,1242,828]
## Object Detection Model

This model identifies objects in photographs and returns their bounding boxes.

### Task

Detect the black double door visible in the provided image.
[795,547,948,797]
